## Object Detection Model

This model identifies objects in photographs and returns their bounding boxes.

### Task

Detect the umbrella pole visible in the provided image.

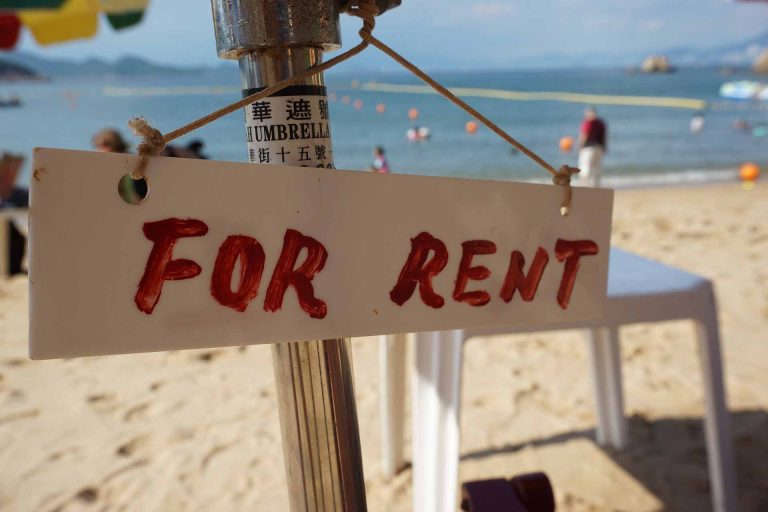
[210,2,367,510]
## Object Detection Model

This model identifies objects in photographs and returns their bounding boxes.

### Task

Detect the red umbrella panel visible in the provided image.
[0,13,21,49]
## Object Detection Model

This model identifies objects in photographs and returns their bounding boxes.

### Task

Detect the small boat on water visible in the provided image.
[720,81,768,101]
[0,96,21,108]
[407,126,431,142]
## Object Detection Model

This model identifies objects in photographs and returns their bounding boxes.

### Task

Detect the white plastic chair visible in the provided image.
[379,248,737,512]
[0,208,28,277]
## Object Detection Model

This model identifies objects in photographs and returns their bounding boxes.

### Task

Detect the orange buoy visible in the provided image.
[559,136,574,152]
[408,107,419,120]
[353,99,363,110]
[376,103,386,113]
[341,95,351,104]
[739,162,760,182]
[465,120,478,134]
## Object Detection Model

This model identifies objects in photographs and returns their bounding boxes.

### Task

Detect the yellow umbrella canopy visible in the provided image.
[18,0,99,45]
[3,0,147,47]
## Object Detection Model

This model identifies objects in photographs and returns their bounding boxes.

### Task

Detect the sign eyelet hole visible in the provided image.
[118,174,149,205]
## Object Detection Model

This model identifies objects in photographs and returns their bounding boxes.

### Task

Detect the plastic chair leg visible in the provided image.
[413,330,464,512]
[587,327,627,448]
[379,333,408,478]
[696,308,738,512]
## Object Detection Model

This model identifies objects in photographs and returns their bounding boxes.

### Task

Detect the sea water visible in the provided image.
[1,66,766,186]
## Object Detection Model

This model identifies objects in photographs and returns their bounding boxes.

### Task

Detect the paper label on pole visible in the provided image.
[29,148,613,359]
[243,85,334,168]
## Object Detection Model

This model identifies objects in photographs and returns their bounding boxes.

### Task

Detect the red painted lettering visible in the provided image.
[453,240,496,306]
[389,232,449,308]
[211,235,265,312]
[500,247,549,303]
[555,239,599,309]
[135,218,208,314]
[264,229,328,319]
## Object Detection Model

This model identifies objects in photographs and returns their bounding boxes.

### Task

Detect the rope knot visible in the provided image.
[128,117,166,179]
[348,0,378,38]
[552,165,580,216]
[553,165,579,186]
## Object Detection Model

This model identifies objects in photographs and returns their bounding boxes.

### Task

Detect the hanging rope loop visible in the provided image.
[348,0,378,35]
[129,0,579,215]
[128,117,165,179]
[552,165,580,215]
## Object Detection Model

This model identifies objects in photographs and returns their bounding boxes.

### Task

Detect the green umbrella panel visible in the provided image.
[106,9,142,30]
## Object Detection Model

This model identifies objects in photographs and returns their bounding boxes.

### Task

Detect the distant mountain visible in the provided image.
[0,58,45,81]
[324,30,768,73]
[0,52,235,78]
[495,29,768,71]
[662,29,768,67]
[4,28,768,76]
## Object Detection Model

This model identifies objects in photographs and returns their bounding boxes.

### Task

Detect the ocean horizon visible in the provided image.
[2,66,766,187]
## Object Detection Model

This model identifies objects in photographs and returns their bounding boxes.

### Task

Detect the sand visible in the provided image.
[1,182,767,511]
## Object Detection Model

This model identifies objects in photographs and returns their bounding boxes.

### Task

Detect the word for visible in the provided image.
[134,219,598,319]
[135,218,328,318]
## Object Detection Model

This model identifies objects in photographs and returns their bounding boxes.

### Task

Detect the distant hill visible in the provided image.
[496,29,768,70]
[0,58,45,81]
[5,28,768,75]
[0,52,235,78]
[662,29,768,67]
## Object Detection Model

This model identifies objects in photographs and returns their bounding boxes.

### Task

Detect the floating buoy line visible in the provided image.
[361,82,708,110]
[102,84,768,113]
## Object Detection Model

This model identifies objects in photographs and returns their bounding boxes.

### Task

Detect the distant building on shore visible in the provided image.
[640,55,675,74]
[753,49,768,74]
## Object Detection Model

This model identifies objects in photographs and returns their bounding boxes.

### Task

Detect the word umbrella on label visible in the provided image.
[243,84,334,169]
[29,149,614,359]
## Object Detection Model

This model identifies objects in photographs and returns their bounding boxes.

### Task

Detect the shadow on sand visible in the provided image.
[459,410,768,511]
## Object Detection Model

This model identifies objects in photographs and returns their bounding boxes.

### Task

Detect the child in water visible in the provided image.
[369,146,390,174]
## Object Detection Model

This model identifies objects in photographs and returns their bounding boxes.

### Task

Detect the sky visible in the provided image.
[14,0,768,69]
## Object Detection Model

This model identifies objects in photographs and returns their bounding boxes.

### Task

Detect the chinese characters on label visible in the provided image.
[243,86,333,169]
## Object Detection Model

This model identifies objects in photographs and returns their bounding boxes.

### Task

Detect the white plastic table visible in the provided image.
[379,248,737,512]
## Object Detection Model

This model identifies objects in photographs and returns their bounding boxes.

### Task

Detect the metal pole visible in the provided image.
[210,1,376,510]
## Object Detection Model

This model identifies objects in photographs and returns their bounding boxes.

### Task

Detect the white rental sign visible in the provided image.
[29,149,613,359]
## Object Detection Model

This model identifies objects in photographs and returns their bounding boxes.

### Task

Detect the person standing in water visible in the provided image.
[577,107,607,187]
[369,146,390,174]
[92,128,129,154]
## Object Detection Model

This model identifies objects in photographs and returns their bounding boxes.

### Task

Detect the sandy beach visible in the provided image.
[1,182,767,511]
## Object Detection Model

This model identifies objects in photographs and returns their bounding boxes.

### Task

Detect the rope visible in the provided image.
[129,1,377,177]
[129,0,578,215]
[128,117,165,179]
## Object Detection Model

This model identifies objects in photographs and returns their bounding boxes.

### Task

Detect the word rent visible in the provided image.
[136,218,598,318]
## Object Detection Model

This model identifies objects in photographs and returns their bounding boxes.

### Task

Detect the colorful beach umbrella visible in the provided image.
[0,0,147,49]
